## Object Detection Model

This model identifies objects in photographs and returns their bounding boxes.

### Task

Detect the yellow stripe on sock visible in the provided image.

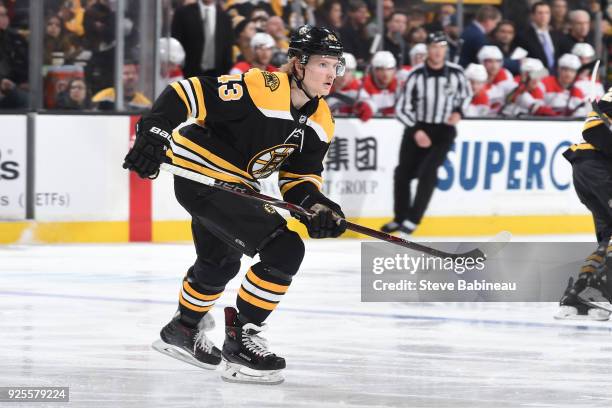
[238,287,278,311]
[183,281,222,301]
[179,293,214,312]
[246,269,289,294]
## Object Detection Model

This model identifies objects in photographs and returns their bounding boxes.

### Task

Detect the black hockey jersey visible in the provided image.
[147,69,335,205]
[563,110,612,163]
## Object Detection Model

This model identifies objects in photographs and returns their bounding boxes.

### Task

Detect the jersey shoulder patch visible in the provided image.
[243,68,291,116]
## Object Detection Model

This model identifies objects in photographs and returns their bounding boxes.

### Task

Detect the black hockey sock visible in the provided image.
[236,263,292,324]
[178,277,224,327]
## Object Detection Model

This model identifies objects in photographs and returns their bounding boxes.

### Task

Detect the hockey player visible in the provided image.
[501,58,557,117]
[477,45,516,113]
[557,88,612,320]
[159,37,185,89]
[464,63,491,117]
[540,53,589,117]
[571,43,605,99]
[363,50,399,116]
[122,25,347,384]
[326,52,375,121]
[229,32,279,75]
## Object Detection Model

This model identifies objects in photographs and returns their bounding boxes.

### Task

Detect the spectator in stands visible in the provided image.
[58,0,86,38]
[504,57,554,117]
[406,26,427,50]
[0,2,28,109]
[558,9,594,55]
[459,5,501,67]
[540,53,589,117]
[225,0,275,21]
[44,15,80,66]
[339,0,372,68]
[316,0,344,32]
[230,32,277,74]
[464,63,491,117]
[367,0,395,37]
[159,37,185,88]
[250,6,270,33]
[56,77,91,110]
[266,15,289,51]
[406,6,426,30]
[92,62,151,111]
[171,0,234,78]
[491,20,522,75]
[550,0,570,33]
[327,52,374,121]
[514,1,564,73]
[383,11,409,67]
[82,0,115,93]
[363,50,398,116]
[478,45,516,114]
[425,4,456,33]
[232,17,257,64]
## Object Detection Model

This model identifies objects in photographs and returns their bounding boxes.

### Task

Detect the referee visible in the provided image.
[381,31,472,235]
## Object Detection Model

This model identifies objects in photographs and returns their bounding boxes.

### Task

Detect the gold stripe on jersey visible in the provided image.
[172,131,255,181]
[238,287,278,311]
[308,99,335,143]
[246,268,289,293]
[569,143,596,151]
[183,281,222,301]
[167,149,256,188]
[278,171,323,194]
[170,81,192,117]
[190,77,206,121]
[243,69,292,119]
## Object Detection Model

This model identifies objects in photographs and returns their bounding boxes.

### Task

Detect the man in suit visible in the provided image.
[558,9,594,56]
[171,0,234,78]
[458,5,501,67]
[514,1,564,73]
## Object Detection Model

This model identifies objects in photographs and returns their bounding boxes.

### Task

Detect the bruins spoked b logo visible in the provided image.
[262,71,280,92]
[248,144,297,179]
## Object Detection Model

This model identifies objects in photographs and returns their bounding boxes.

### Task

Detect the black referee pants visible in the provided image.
[393,122,456,225]
[572,158,612,245]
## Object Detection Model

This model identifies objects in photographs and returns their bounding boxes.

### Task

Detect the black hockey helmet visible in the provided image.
[426,31,448,45]
[288,25,345,75]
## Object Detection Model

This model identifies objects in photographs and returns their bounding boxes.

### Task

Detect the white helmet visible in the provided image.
[558,53,581,70]
[371,50,396,69]
[464,63,488,82]
[571,42,595,59]
[409,43,427,58]
[521,57,548,79]
[477,45,503,62]
[159,37,185,66]
[342,52,357,71]
[250,32,276,49]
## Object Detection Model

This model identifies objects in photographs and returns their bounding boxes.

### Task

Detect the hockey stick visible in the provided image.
[160,163,510,260]
[578,286,612,313]
[588,60,611,127]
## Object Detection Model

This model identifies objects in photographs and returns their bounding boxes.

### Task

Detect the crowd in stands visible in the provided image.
[0,0,610,118]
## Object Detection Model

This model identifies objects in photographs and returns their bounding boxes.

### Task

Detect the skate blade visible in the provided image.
[554,306,610,321]
[220,360,284,385]
[152,339,219,370]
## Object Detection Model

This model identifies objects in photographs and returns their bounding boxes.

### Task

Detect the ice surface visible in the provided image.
[1,235,611,407]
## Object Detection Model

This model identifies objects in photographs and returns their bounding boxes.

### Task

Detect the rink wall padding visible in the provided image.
[0,114,594,244]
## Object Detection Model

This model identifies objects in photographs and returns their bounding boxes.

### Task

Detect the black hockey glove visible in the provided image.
[122,118,171,179]
[298,192,347,239]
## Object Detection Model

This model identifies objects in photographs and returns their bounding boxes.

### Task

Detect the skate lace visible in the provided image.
[194,330,214,354]
[242,323,272,357]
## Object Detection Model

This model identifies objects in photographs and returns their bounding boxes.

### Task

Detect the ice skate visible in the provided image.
[554,274,611,321]
[380,220,400,233]
[152,312,222,369]
[221,307,286,385]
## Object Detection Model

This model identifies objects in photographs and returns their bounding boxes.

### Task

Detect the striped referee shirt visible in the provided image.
[396,61,472,127]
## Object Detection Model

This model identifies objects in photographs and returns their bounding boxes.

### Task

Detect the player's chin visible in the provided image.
[320,83,333,96]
